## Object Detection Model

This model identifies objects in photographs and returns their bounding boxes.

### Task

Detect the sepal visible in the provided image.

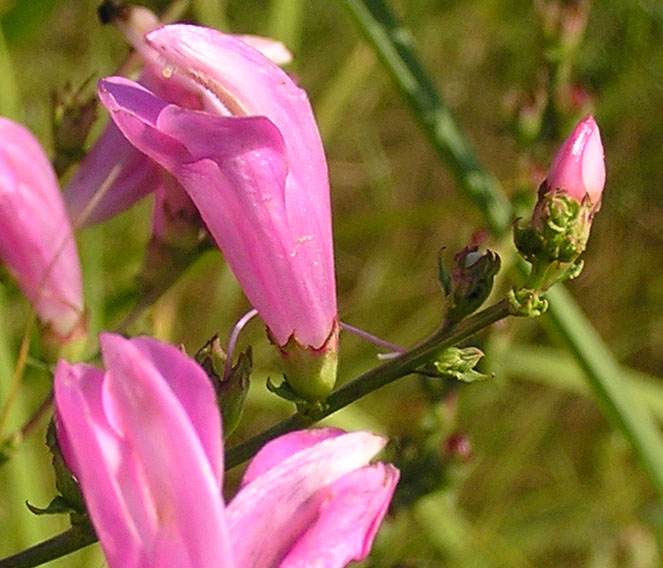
[274,324,339,402]
[421,346,491,383]
[442,246,501,323]
[196,336,251,438]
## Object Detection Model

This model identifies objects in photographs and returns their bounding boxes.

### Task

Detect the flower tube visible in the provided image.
[98,24,338,400]
[0,117,84,340]
[54,333,398,568]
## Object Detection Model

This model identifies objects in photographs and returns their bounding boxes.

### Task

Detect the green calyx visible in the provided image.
[422,346,491,383]
[514,193,594,291]
[278,333,338,402]
[514,193,593,265]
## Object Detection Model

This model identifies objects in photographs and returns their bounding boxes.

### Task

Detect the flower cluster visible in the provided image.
[0,3,609,567]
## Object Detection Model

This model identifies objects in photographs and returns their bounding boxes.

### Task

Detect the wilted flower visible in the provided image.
[54,333,398,568]
[96,22,338,400]
[0,117,84,340]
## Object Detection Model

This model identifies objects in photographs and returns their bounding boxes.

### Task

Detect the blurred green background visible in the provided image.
[1,0,663,566]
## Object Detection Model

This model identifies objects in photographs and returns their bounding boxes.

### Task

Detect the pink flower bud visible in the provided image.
[544,115,605,211]
[514,115,606,290]
[0,118,84,340]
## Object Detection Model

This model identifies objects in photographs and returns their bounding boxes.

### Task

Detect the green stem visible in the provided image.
[0,522,97,568]
[225,298,513,469]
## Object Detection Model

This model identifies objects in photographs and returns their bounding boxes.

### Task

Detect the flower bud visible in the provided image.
[514,115,606,290]
[441,245,501,324]
[196,336,251,438]
[543,114,605,213]
[0,117,85,341]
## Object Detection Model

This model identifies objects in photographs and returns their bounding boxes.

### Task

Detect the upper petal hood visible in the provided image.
[142,25,336,349]
[99,74,336,348]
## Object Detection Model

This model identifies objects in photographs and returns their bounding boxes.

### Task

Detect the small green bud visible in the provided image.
[196,336,251,438]
[508,287,549,317]
[444,246,501,324]
[423,346,491,383]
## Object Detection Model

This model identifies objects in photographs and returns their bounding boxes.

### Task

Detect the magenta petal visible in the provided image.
[99,334,234,568]
[227,431,387,567]
[241,428,346,486]
[54,361,144,567]
[280,463,400,567]
[55,334,235,568]
[63,121,163,227]
[0,118,83,338]
[545,115,605,207]
[99,76,334,347]
[97,78,193,167]
[118,335,224,482]
[138,25,337,348]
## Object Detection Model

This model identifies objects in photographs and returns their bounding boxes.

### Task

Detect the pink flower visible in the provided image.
[54,333,398,568]
[63,6,201,228]
[96,24,338,399]
[544,115,605,211]
[63,121,167,227]
[0,117,84,340]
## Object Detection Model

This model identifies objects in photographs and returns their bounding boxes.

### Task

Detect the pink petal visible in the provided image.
[54,361,145,567]
[280,463,400,567]
[98,76,334,347]
[142,25,337,348]
[545,115,605,208]
[63,121,163,227]
[99,333,234,568]
[227,431,387,567]
[123,334,223,482]
[236,35,293,66]
[241,428,346,486]
[0,117,83,337]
